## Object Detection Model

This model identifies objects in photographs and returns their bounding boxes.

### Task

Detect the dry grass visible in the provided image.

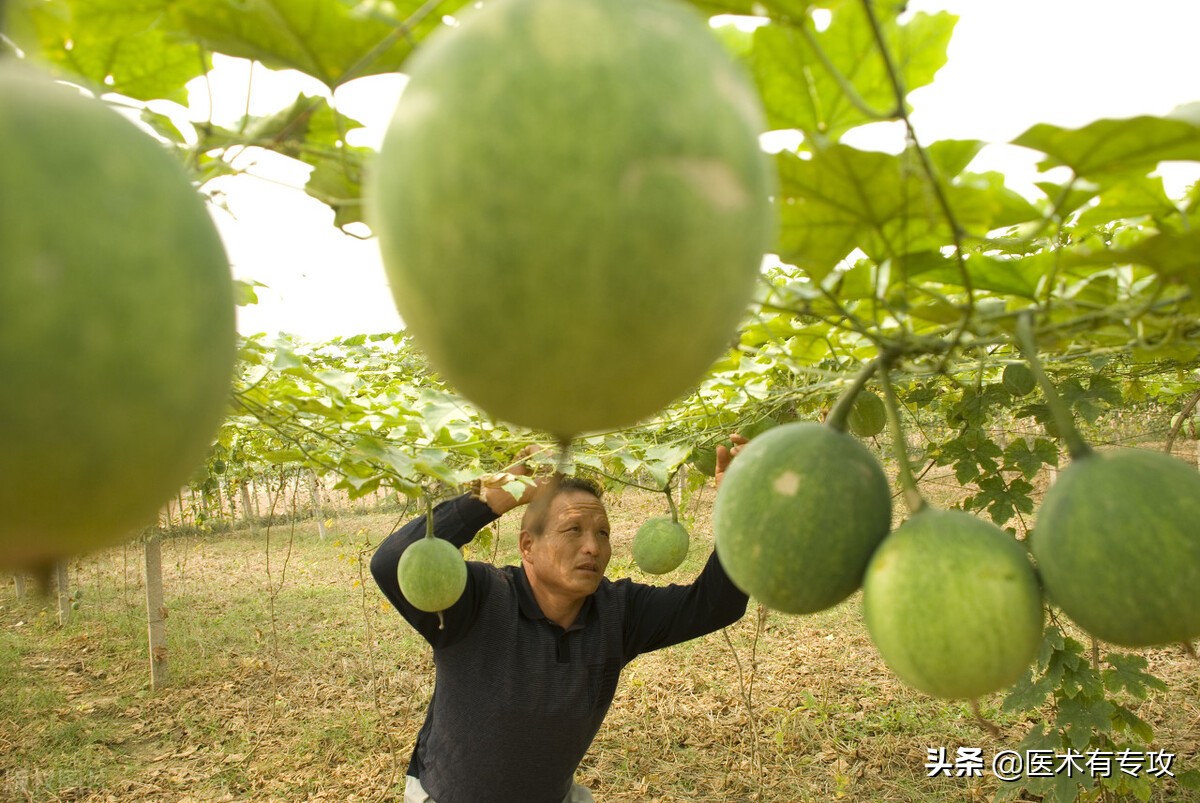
[2,457,1198,802]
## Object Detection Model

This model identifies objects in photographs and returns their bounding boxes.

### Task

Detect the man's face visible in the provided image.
[521,490,612,601]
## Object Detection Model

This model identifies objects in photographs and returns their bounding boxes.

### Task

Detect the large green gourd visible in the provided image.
[1032,448,1200,647]
[0,65,236,570]
[398,538,469,613]
[632,517,690,575]
[863,508,1045,700]
[713,422,892,614]
[368,0,774,438]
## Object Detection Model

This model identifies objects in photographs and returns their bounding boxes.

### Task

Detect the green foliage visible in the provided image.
[740,2,955,140]
[998,626,1187,803]
[7,1,1200,795]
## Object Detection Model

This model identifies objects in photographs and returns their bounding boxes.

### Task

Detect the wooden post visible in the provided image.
[55,561,70,626]
[144,536,170,690]
[251,478,262,520]
[240,481,258,535]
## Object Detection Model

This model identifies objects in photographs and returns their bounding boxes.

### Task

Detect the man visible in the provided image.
[370,441,747,803]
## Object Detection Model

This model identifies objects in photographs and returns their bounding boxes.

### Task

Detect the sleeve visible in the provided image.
[620,549,750,660]
[370,493,500,647]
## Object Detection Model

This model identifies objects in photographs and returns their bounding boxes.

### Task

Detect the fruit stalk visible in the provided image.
[664,470,680,524]
[878,360,926,515]
[1015,313,1092,460]
[554,438,573,476]
[825,357,881,433]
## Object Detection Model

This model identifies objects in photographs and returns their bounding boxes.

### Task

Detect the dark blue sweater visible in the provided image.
[370,493,749,803]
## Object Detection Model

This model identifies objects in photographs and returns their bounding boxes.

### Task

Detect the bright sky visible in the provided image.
[195,0,1200,342]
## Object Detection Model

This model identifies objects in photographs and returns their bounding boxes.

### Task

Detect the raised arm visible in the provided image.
[622,432,752,656]
[370,493,499,645]
[620,549,749,657]
[370,447,551,645]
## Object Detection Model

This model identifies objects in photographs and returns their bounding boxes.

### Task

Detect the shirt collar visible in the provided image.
[515,565,595,632]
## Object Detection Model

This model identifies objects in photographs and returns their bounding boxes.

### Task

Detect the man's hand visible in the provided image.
[714,434,748,490]
[479,445,555,514]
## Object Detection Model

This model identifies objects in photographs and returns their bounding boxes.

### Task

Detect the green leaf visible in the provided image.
[774,144,950,280]
[775,142,1040,284]
[1057,694,1115,750]
[909,253,1043,299]
[237,94,363,154]
[1002,437,1058,480]
[233,279,264,307]
[1101,653,1167,699]
[641,443,693,488]
[965,474,1033,526]
[9,0,210,103]
[1067,229,1200,299]
[271,343,305,372]
[1056,375,1123,425]
[746,3,955,139]
[1045,769,1089,803]
[925,138,985,178]
[1176,768,1200,790]
[171,0,473,88]
[1033,178,1101,218]
[1111,705,1155,744]
[303,143,369,228]
[1003,666,1053,713]
[1014,114,1200,178]
[1076,174,1179,227]
[417,389,473,437]
[354,435,417,482]
[944,169,1043,234]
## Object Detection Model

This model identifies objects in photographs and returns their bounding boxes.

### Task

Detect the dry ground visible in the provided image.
[2,459,1198,802]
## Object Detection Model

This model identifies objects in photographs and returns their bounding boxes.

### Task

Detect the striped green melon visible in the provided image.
[713,422,892,614]
[1031,448,1200,647]
[398,538,468,613]
[1002,363,1036,397]
[848,390,886,438]
[367,0,774,439]
[632,517,690,575]
[0,64,236,570]
[863,508,1044,699]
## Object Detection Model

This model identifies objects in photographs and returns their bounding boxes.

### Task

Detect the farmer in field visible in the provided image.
[370,441,748,803]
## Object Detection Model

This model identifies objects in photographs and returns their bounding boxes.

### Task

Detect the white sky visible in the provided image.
[193,0,1200,342]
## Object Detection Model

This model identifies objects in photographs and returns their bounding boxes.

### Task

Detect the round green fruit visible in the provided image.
[1002,363,1037,397]
[713,422,893,614]
[1031,448,1200,647]
[367,0,774,439]
[848,390,887,438]
[0,65,236,570]
[632,517,690,575]
[863,508,1044,700]
[398,538,469,613]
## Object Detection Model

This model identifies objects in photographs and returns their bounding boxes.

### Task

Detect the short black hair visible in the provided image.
[521,474,603,536]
